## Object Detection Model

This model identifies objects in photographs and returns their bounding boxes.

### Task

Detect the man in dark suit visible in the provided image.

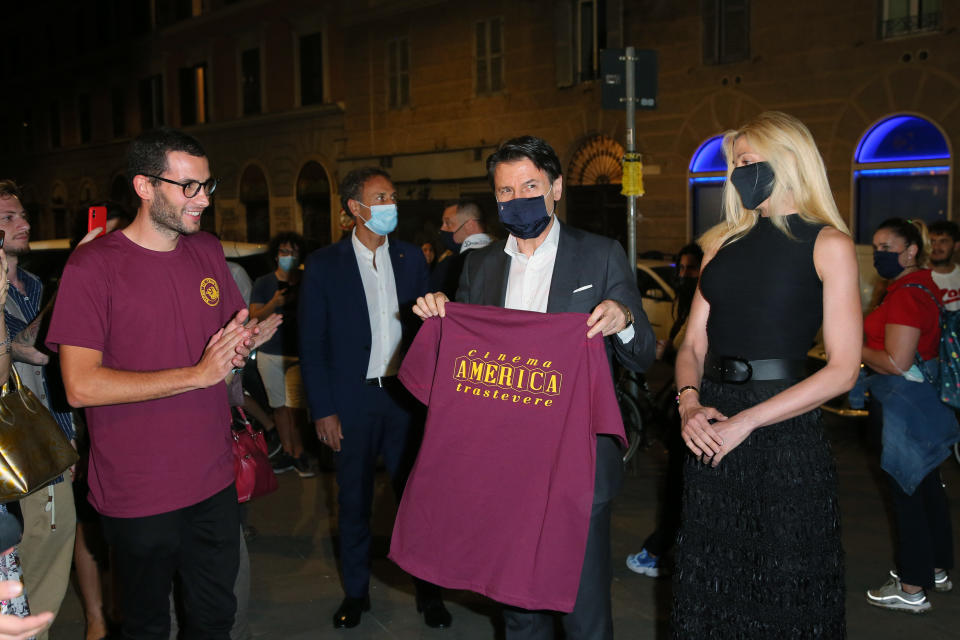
[299,167,450,630]
[430,199,494,298]
[414,136,655,640]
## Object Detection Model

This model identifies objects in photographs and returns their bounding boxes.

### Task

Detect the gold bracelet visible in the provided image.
[676,385,699,404]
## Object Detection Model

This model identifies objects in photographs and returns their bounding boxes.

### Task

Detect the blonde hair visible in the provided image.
[699,111,849,254]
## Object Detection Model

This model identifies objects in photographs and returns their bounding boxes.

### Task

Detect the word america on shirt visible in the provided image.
[452,348,563,408]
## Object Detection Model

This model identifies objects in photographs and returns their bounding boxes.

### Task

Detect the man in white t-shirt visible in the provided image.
[929,220,960,311]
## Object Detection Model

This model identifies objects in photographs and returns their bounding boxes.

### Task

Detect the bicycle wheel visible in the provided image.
[619,391,644,464]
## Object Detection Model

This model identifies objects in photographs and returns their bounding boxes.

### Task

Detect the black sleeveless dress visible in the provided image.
[672,215,845,638]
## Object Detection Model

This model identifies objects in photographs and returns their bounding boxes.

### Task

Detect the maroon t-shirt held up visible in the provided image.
[46,231,244,518]
[391,302,625,612]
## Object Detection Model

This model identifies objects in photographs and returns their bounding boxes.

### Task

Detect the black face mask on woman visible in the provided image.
[873,250,906,280]
[730,161,775,210]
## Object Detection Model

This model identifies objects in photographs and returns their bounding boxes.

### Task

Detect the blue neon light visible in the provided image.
[855,115,950,163]
[855,166,950,177]
[689,136,727,173]
[690,176,726,184]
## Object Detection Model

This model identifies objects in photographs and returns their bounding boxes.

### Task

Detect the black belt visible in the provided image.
[364,375,398,388]
[704,353,805,384]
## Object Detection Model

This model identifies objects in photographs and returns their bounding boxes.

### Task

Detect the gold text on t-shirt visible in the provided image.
[451,349,563,407]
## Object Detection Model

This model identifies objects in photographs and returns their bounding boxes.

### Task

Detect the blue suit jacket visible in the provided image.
[299,236,429,420]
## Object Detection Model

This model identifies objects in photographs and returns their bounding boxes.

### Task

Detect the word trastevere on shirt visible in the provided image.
[452,348,563,407]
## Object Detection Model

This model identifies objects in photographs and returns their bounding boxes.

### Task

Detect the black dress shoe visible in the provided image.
[417,597,452,629]
[333,595,370,629]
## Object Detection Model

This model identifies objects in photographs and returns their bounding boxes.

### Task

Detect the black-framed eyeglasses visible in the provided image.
[144,174,219,198]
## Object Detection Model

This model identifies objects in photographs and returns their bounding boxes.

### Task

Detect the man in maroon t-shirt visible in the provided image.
[46,128,280,639]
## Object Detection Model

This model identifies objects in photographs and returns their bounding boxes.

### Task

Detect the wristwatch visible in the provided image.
[621,303,634,328]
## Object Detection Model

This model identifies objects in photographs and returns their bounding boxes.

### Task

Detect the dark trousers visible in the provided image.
[888,468,954,589]
[101,484,241,640]
[336,383,422,599]
[502,437,621,640]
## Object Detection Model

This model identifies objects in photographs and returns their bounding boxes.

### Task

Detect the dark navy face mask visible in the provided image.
[873,250,905,279]
[497,186,554,240]
[730,161,775,210]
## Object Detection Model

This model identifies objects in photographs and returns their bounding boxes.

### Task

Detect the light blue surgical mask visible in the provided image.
[356,202,398,236]
[278,256,297,272]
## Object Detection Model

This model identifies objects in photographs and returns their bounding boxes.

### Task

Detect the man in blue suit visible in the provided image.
[299,167,450,630]
[414,136,656,640]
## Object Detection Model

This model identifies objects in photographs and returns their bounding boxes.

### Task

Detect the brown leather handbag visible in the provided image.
[0,366,78,502]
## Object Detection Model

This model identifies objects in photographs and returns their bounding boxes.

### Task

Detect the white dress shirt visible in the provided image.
[503,218,634,342]
[504,218,561,313]
[352,231,403,377]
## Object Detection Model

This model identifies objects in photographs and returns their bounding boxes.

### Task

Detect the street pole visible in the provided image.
[624,46,637,276]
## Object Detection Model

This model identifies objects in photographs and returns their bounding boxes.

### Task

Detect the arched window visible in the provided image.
[689,135,726,238]
[239,165,270,243]
[854,114,951,242]
[297,161,331,249]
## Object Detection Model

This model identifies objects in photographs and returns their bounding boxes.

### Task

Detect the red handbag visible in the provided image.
[232,408,278,503]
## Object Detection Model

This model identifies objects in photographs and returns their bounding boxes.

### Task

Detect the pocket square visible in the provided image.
[572,284,593,293]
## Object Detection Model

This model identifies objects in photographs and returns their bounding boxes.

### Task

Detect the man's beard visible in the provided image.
[4,243,29,257]
[931,255,953,267]
[149,190,198,237]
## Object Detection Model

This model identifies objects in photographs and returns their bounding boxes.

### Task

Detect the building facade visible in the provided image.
[1,0,957,254]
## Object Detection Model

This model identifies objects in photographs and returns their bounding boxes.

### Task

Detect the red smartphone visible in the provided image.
[88,206,107,238]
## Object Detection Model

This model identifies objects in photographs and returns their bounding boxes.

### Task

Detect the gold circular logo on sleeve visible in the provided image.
[200,278,220,306]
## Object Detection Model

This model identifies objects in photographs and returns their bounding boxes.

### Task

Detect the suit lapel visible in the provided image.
[339,238,371,338]
[546,224,580,313]
[485,246,510,307]
[388,240,405,299]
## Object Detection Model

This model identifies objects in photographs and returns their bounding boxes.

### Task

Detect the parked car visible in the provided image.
[636,257,678,341]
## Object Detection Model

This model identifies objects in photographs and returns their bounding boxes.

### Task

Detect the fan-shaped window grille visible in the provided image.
[568,136,625,186]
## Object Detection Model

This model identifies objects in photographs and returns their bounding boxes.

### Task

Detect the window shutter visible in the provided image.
[555,1,574,87]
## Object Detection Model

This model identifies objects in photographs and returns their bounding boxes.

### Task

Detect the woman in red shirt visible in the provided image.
[863,217,957,613]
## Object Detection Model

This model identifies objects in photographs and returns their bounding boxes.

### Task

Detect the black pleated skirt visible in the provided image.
[672,379,846,639]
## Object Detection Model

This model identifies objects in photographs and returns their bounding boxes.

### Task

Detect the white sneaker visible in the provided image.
[625,548,660,577]
[889,569,953,593]
[867,577,931,613]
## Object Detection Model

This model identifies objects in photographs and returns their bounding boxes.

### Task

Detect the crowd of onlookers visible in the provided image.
[0,110,957,640]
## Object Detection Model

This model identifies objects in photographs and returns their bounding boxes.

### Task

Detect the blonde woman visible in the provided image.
[672,112,861,637]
